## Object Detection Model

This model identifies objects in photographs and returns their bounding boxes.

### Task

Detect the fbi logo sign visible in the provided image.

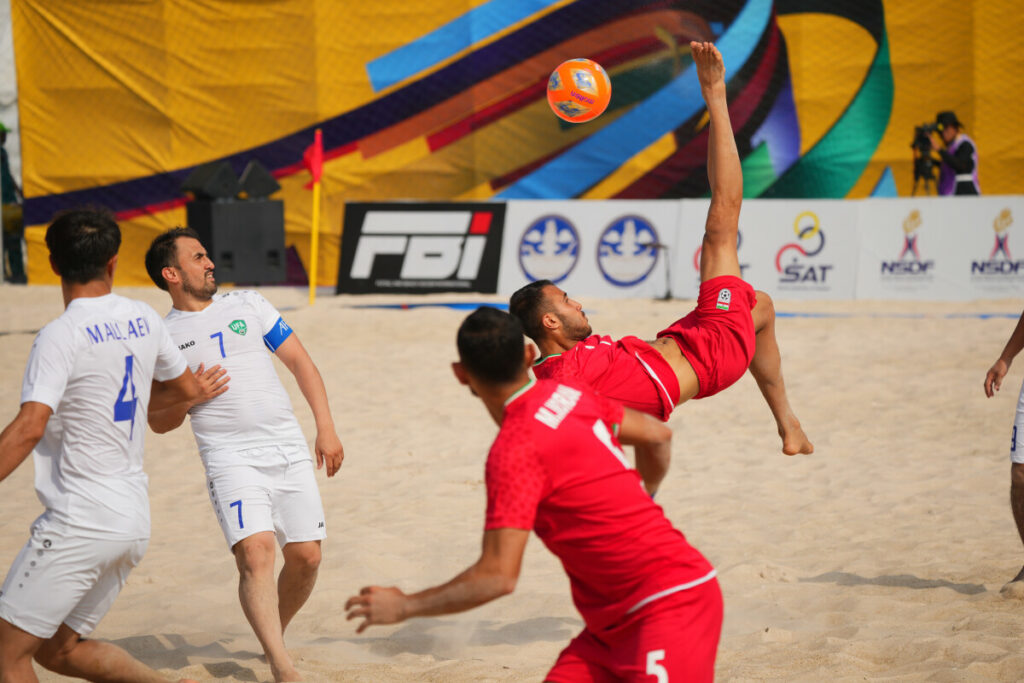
[337,203,506,294]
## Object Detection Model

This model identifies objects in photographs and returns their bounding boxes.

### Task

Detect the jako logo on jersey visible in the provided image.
[971,208,1024,277]
[178,340,195,350]
[229,320,247,335]
[775,211,832,285]
[519,215,580,284]
[597,216,660,287]
[351,211,492,280]
[880,210,934,277]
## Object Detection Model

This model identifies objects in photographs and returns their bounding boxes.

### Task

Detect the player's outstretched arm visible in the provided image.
[986,308,1024,397]
[275,334,344,476]
[0,402,51,483]
[345,528,529,633]
[148,366,216,433]
[617,407,673,496]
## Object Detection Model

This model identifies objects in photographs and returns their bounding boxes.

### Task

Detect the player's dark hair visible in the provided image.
[457,307,526,384]
[509,280,554,342]
[45,208,121,284]
[145,226,201,290]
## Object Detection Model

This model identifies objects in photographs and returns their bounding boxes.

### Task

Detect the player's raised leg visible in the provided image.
[234,533,300,682]
[278,541,321,634]
[750,292,813,455]
[32,624,198,683]
[692,41,742,283]
[693,41,813,455]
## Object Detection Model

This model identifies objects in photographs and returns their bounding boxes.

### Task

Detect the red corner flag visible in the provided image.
[303,129,323,189]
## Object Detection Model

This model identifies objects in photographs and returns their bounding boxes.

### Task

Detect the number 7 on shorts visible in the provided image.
[230,499,244,529]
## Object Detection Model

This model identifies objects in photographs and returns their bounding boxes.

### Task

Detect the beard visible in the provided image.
[557,312,591,341]
[182,272,218,300]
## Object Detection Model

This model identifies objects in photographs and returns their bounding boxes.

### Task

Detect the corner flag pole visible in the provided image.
[304,128,324,306]
[309,171,321,306]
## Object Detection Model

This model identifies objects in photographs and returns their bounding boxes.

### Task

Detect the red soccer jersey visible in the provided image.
[485,378,715,634]
[532,335,679,421]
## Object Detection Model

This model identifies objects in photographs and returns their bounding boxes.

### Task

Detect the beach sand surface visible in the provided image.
[1,285,1022,682]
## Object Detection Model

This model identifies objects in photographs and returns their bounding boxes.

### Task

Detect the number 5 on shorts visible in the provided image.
[230,500,244,529]
[646,649,668,682]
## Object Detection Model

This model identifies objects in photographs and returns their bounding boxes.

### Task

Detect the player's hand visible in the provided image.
[194,363,230,405]
[345,586,407,633]
[315,430,344,477]
[985,358,1010,397]
[691,41,725,90]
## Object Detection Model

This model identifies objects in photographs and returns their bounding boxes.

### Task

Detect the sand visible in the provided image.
[1,284,1023,682]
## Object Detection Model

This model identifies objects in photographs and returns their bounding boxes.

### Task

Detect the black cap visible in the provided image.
[936,111,961,131]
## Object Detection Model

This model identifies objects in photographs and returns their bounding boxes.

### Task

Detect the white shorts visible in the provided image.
[0,516,146,639]
[1011,380,1024,464]
[204,443,327,549]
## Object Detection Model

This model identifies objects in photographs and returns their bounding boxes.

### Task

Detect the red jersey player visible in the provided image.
[510,41,813,457]
[345,306,722,681]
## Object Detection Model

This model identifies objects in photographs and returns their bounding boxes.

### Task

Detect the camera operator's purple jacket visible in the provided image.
[938,134,980,196]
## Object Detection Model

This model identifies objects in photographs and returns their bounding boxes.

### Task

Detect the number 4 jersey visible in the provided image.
[163,291,306,459]
[20,293,188,540]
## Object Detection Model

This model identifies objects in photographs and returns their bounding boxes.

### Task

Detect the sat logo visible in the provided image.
[775,211,832,285]
[338,203,505,293]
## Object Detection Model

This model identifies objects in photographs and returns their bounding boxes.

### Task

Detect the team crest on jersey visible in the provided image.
[229,320,247,335]
[716,288,731,310]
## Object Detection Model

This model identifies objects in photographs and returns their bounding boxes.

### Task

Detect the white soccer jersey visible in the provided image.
[163,290,307,459]
[20,294,187,540]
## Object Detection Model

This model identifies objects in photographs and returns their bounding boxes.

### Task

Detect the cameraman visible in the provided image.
[929,111,980,196]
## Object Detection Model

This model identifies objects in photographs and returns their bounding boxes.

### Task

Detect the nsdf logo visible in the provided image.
[880,210,934,278]
[971,208,1024,279]
[337,203,505,294]
[774,211,832,289]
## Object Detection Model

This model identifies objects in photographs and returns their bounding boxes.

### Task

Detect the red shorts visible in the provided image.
[657,275,756,400]
[545,578,723,683]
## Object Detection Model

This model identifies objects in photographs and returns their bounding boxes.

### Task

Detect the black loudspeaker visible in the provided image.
[181,161,240,200]
[185,199,286,284]
[238,160,281,199]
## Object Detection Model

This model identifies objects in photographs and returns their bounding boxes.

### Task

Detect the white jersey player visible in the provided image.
[145,227,344,683]
[984,307,1024,590]
[0,209,198,683]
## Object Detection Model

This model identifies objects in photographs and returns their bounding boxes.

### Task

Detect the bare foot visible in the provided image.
[272,664,303,682]
[1000,568,1024,599]
[780,419,814,455]
[690,41,725,90]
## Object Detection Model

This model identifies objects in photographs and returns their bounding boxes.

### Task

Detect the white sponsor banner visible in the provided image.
[726,200,859,300]
[854,196,1024,300]
[497,197,1022,302]
[856,197,972,300]
[498,200,681,299]
[962,196,1024,299]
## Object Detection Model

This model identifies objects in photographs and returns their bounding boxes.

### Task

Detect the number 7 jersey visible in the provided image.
[20,293,187,540]
[163,290,306,459]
